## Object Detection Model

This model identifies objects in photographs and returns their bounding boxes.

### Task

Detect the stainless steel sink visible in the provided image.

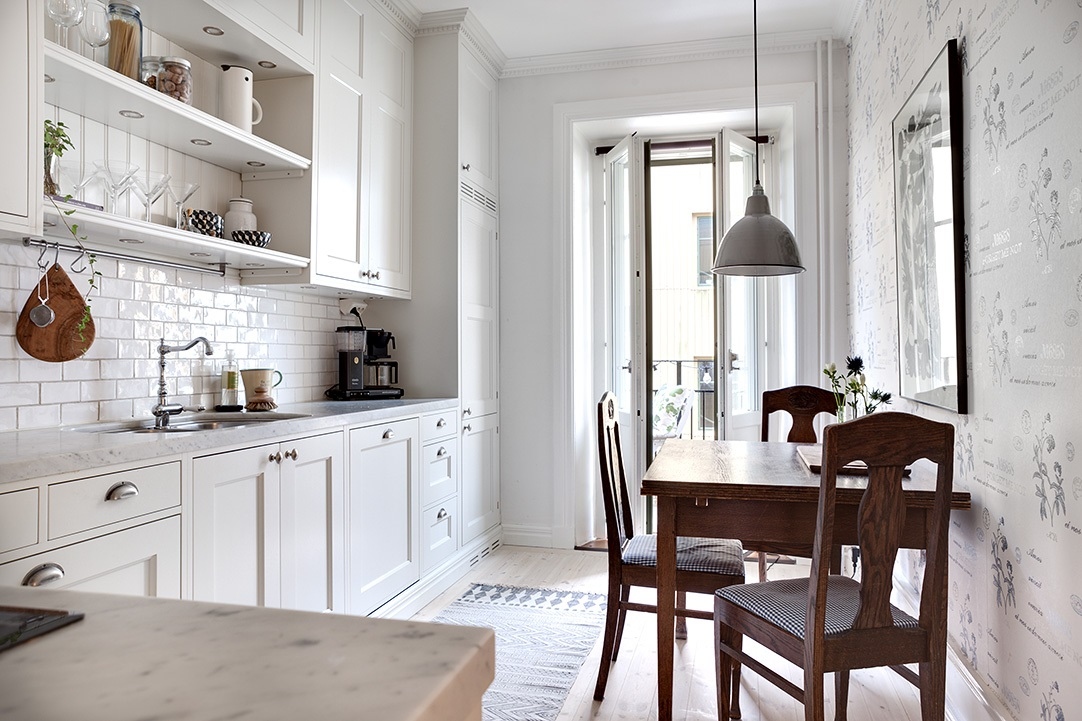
[72,412,311,434]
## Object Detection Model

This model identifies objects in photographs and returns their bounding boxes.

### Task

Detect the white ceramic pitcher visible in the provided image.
[220,65,263,133]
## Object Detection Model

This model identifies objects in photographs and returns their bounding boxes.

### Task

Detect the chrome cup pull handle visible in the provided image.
[22,563,65,587]
[105,481,139,501]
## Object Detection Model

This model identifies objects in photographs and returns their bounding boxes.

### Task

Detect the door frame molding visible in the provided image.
[551,82,821,549]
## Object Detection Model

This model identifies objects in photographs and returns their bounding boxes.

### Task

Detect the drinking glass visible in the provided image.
[46,0,86,49]
[131,172,172,223]
[165,181,200,229]
[58,161,95,203]
[93,160,139,214]
[79,1,110,64]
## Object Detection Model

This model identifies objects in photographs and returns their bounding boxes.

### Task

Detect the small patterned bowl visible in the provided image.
[185,209,223,238]
[232,230,271,248]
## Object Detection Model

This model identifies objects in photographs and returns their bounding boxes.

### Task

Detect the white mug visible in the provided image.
[220,65,264,133]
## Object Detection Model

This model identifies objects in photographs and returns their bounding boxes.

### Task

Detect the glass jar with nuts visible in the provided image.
[159,56,192,104]
[140,56,161,90]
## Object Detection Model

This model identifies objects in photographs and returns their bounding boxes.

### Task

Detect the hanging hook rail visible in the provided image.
[21,237,227,276]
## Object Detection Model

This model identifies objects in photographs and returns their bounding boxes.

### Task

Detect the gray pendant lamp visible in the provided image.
[712,0,804,277]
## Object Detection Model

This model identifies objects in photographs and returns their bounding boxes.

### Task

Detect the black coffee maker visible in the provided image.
[330,326,404,399]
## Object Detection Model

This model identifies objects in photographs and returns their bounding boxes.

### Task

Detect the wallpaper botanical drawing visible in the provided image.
[846,0,1082,718]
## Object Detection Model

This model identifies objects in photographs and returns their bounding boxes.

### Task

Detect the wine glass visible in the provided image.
[46,0,85,49]
[93,160,139,214]
[131,172,172,223]
[165,181,200,229]
[79,1,110,64]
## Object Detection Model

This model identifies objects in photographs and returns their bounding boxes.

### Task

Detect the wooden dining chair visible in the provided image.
[713,412,955,721]
[594,392,746,704]
[754,385,840,580]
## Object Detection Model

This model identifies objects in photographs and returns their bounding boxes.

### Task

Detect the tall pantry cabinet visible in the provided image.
[370,9,502,551]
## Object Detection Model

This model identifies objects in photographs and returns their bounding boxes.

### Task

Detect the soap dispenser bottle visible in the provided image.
[218,349,240,410]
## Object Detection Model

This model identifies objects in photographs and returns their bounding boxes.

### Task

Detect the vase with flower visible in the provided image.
[823,355,892,422]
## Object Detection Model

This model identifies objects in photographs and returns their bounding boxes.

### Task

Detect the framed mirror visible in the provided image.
[892,38,968,414]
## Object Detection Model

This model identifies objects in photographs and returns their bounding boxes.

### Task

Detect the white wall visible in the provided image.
[497,41,848,547]
[846,1,1082,718]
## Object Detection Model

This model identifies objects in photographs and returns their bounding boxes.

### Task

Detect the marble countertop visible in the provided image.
[0,585,494,721]
[0,398,458,485]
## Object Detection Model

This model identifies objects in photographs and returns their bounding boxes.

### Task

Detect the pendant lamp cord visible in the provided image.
[753,0,760,185]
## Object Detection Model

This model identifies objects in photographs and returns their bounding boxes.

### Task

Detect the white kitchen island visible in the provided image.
[0,586,494,721]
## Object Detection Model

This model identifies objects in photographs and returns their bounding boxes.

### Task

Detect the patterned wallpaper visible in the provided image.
[847,0,1081,717]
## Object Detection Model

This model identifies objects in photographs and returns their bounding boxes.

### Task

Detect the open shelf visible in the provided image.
[43,42,311,175]
[42,199,309,271]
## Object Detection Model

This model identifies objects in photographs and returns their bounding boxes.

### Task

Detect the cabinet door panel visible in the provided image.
[279,433,344,613]
[192,445,280,607]
[0,0,35,233]
[0,517,181,599]
[460,413,499,545]
[368,104,410,291]
[458,47,498,195]
[421,499,457,574]
[348,418,419,615]
[460,201,499,417]
[421,438,457,507]
[209,0,317,65]
[315,73,366,279]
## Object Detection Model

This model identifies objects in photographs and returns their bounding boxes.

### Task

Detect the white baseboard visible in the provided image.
[501,523,555,548]
[369,526,503,620]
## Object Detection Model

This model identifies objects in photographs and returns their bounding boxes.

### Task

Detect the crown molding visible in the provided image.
[416,9,507,78]
[500,29,836,79]
[840,0,864,42]
[373,0,420,38]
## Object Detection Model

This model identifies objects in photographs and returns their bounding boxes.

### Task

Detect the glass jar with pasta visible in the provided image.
[106,2,142,81]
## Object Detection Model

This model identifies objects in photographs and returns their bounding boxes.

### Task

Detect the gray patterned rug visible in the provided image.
[432,583,607,721]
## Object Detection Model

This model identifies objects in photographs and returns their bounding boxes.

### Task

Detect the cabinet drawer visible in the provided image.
[421,498,458,574]
[421,411,456,442]
[0,488,39,555]
[0,516,181,598]
[48,463,181,540]
[422,438,458,507]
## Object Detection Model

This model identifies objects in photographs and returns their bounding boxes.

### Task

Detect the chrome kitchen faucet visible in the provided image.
[153,337,214,428]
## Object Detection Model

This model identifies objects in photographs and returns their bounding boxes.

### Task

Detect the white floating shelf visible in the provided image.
[42,200,309,271]
[43,42,311,175]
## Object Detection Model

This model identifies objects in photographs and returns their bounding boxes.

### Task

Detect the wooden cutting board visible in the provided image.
[16,263,95,362]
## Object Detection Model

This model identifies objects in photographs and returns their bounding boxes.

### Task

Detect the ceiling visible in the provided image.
[404,0,860,60]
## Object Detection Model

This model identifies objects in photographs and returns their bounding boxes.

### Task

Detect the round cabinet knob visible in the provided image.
[22,563,65,587]
[371,270,381,280]
[383,429,395,440]
[360,270,371,278]
[436,446,447,457]
[463,407,472,416]
[105,481,139,501]
[284,449,298,461]
[463,424,472,433]
[269,451,282,464]
[461,163,471,171]
[436,508,448,520]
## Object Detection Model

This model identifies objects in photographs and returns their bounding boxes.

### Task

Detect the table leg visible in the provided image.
[656,496,676,721]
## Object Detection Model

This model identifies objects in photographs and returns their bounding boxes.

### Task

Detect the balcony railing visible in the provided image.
[651,358,716,441]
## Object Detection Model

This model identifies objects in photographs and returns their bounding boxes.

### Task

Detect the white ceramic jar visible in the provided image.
[223,198,257,240]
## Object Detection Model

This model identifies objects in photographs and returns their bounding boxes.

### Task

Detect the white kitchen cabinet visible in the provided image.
[458,46,499,200]
[347,417,420,616]
[207,0,318,67]
[0,0,40,239]
[0,516,181,599]
[421,501,458,574]
[244,0,412,297]
[420,410,458,573]
[191,432,344,613]
[460,200,500,418]
[460,412,499,545]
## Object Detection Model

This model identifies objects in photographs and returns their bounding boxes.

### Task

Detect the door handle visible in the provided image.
[728,350,741,371]
[621,361,632,373]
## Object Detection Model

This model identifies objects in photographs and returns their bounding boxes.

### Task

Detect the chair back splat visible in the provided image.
[761,385,838,443]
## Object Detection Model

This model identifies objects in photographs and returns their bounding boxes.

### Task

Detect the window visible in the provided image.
[695,213,713,287]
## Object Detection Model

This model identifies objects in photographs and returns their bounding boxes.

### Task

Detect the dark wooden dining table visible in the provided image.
[640,439,971,721]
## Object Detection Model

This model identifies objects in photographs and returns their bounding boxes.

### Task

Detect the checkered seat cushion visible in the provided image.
[715,576,919,638]
[623,534,745,577]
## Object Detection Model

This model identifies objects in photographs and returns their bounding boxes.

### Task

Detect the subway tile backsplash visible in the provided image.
[1,242,339,431]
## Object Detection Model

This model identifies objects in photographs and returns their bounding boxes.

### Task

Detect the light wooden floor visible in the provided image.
[413,545,924,721]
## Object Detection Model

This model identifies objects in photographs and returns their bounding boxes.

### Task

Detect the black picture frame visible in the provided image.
[892,38,968,414]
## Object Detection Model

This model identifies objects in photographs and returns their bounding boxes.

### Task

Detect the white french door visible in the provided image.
[604,135,647,523]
